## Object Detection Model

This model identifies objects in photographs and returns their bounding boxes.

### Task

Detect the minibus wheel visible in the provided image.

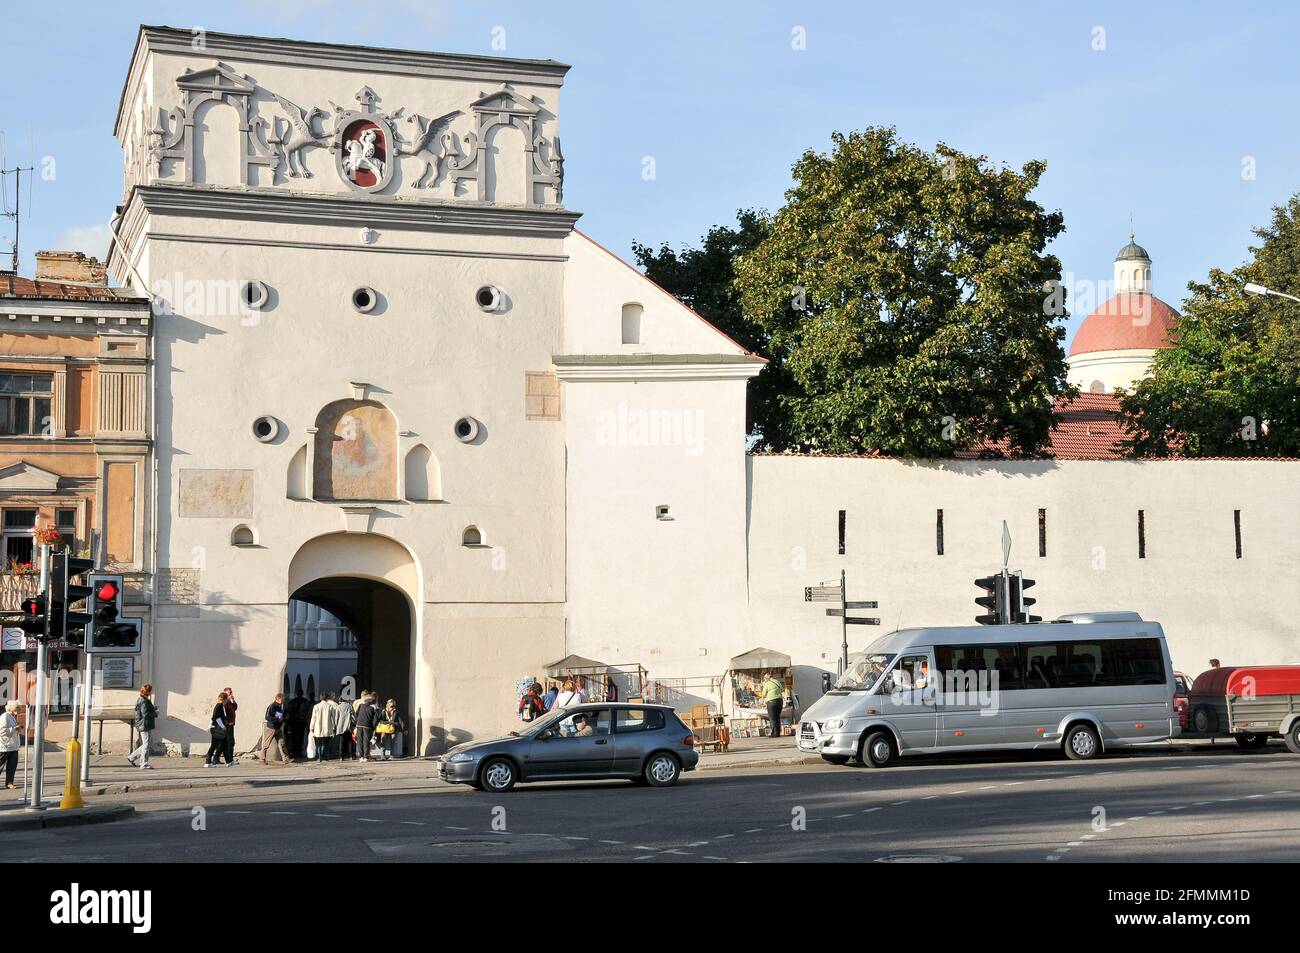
[1234,733,1268,751]
[1285,722,1300,755]
[860,731,896,768]
[1063,723,1101,761]
[821,754,850,766]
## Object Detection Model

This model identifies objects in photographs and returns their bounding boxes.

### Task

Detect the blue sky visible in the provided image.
[2,1,1298,346]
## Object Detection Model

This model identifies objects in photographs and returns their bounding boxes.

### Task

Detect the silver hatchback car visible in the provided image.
[437,703,699,792]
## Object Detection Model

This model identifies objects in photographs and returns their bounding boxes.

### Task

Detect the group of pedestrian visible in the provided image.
[517,678,587,723]
[305,690,406,763]
[204,687,240,767]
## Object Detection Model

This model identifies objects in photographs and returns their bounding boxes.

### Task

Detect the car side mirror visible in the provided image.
[539,729,555,740]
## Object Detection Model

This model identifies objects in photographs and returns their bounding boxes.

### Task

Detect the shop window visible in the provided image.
[0,372,53,436]
[2,508,36,569]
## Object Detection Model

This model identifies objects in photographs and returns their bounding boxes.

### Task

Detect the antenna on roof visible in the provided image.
[0,161,35,275]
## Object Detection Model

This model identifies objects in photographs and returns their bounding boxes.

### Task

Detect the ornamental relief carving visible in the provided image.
[147,64,563,205]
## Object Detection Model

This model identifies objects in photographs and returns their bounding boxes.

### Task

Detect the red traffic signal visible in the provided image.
[95,581,119,602]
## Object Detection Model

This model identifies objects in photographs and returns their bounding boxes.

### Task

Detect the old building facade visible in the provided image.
[101,27,1297,753]
[0,252,152,735]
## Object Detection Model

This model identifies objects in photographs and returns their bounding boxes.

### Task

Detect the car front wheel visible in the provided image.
[860,731,895,768]
[478,757,517,793]
[643,752,681,787]
[1064,723,1102,761]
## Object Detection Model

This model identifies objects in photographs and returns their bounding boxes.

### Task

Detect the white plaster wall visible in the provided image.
[564,377,753,676]
[562,232,751,355]
[746,456,1300,708]
[134,207,568,749]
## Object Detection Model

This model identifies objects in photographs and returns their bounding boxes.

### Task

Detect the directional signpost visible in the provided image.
[804,570,879,670]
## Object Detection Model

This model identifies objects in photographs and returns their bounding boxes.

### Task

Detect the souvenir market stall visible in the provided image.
[726,647,797,738]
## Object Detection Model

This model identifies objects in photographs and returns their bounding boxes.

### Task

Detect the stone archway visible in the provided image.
[286,532,421,751]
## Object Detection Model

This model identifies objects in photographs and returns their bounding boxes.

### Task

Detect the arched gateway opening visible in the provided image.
[285,533,420,752]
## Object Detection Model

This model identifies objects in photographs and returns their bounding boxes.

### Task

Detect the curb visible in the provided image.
[0,803,135,832]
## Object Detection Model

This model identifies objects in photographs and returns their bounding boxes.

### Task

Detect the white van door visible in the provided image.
[879,651,937,751]
[936,643,1014,748]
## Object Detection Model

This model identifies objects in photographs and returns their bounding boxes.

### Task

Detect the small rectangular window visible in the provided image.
[936,509,944,556]
[1038,508,1047,557]
[3,509,36,530]
[0,372,54,435]
[837,509,846,555]
[1137,510,1146,559]
[1234,509,1242,559]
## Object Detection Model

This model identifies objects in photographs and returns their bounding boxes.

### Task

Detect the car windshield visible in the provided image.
[835,653,895,691]
[513,708,570,737]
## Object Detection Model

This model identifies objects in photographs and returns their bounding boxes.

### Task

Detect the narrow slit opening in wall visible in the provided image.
[1234,509,1242,559]
[1038,508,1047,557]
[936,508,944,556]
[1138,509,1146,559]
[837,509,845,555]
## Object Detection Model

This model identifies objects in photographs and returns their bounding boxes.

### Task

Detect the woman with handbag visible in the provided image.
[376,699,405,761]
[204,691,230,767]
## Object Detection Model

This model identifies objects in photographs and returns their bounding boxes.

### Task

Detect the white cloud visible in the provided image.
[51,223,112,261]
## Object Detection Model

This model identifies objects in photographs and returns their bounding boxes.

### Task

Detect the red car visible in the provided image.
[1173,671,1190,731]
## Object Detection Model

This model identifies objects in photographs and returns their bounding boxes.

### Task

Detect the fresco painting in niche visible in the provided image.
[313,400,398,500]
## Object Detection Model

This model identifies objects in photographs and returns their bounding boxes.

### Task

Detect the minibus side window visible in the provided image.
[1104,639,1165,686]
[1020,641,1104,688]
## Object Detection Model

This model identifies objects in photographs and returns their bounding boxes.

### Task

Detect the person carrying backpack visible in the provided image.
[518,683,546,723]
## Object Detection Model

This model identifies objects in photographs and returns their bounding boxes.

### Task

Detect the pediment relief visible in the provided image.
[470,84,540,116]
[0,461,62,493]
[176,63,256,97]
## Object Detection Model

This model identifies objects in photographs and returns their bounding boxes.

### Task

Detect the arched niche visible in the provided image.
[483,121,528,204]
[621,302,643,345]
[404,444,442,501]
[312,399,398,501]
[191,98,243,187]
[286,444,308,500]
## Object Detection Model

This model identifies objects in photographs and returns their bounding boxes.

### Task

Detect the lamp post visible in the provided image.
[1244,282,1300,304]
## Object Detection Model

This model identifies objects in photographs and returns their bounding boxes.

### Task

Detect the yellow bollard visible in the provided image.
[60,737,85,810]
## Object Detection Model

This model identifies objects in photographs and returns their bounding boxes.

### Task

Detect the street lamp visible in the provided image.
[1244,282,1300,304]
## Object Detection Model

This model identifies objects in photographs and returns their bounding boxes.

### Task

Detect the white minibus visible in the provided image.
[798,611,1179,767]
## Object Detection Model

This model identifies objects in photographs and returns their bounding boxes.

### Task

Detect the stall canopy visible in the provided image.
[543,655,610,677]
[728,647,792,671]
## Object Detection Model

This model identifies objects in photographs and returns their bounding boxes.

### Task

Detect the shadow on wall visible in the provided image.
[425,721,475,756]
[792,664,834,716]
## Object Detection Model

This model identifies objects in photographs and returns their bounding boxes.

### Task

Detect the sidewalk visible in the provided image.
[2,735,816,802]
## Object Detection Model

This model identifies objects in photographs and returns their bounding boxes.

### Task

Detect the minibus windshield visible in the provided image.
[835,653,895,691]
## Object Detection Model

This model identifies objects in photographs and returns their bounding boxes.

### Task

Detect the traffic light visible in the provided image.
[975,571,1010,625]
[51,554,95,647]
[89,574,138,649]
[18,594,47,637]
[1010,572,1042,624]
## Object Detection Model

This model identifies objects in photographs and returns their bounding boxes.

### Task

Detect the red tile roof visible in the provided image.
[0,273,145,303]
[956,392,1127,459]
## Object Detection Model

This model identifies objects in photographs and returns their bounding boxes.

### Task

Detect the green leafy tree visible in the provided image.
[633,210,798,448]
[1117,196,1300,457]
[733,126,1072,456]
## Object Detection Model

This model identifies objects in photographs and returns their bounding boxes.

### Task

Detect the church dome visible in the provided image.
[1114,240,1150,261]
[1069,293,1179,355]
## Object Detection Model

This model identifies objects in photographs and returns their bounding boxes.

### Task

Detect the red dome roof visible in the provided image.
[1069,293,1179,356]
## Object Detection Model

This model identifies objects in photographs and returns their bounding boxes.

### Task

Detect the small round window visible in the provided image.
[352,287,378,313]
[241,280,269,311]
[475,285,502,313]
[454,416,480,443]
[251,415,280,443]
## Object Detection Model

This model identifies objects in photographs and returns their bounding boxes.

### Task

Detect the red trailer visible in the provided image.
[1186,665,1300,752]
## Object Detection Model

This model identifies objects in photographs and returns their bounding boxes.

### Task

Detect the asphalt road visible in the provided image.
[8,743,1299,863]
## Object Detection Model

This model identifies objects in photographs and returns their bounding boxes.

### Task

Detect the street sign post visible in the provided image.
[806,571,878,669]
